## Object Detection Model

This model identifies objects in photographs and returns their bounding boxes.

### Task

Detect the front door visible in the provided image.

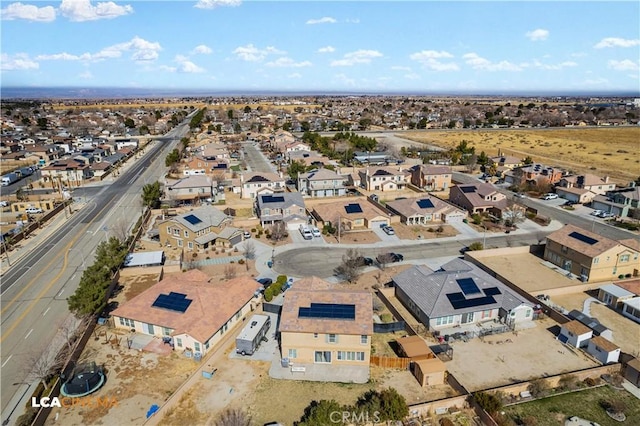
[461,312,474,324]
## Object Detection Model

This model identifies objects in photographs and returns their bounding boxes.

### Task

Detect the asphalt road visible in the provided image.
[0,119,192,419]
[0,170,42,196]
[242,141,277,174]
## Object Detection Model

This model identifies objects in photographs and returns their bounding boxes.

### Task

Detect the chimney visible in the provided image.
[603,175,609,183]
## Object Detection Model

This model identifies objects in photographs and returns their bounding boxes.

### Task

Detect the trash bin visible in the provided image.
[267,260,273,268]
[281,357,290,368]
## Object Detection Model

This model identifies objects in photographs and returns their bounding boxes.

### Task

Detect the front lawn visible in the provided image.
[502,385,639,426]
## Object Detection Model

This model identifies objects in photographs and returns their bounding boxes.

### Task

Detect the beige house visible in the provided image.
[558,174,616,195]
[386,196,467,225]
[240,171,285,199]
[489,155,522,170]
[358,166,410,192]
[279,277,373,372]
[165,175,213,204]
[449,183,511,217]
[409,165,452,192]
[544,224,640,282]
[40,158,93,185]
[312,199,390,230]
[111,270,261,355]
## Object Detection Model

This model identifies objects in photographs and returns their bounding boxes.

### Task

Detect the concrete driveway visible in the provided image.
[228,312,280,362]
[372,226,400,242]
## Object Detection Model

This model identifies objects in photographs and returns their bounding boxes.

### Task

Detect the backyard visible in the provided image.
[502,385,640,426]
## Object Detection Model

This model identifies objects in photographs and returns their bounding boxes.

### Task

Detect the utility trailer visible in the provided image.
[236,314,271,356]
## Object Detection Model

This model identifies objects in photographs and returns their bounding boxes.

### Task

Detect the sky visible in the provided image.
[1,0,639,94]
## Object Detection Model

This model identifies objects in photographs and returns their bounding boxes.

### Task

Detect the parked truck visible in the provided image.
[299,225,313,240]
[1,173,19,186]
[236,314,271,356]
[18,167,34,178]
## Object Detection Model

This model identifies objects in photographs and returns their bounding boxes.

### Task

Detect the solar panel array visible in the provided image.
[484,287,502,296]
[262,195,285,203]
[568,231,598,245]
[184,214,202,225]
[446,293,497,310]
[152,292,192,313]
[299,303,356,320]
[247,175,269,182]
[456,278,481,295]
[460,186,477,193]
[416,199,435,209]
[345,203,363,214]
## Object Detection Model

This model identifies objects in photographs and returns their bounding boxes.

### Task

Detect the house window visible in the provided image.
[314,351,331,363]
[163,327,171,336]
[176,338,182,348]
[184,230,189,238]
[327,334,337,343]
[593,257,599,264]
[119,317,135,328]
[177,240,183,247]
[167,226,172,234]
[173,229,180,236]
[435,315,455,326]
[194,342,201,352]
[288,349,297,359]
[357,352,365,361]
[313,333,318,339]
[236,311,241,320]
[620,254,630,262]
[481,310,492,319]
[561,246,568,254]
[187,242,193,249]
[525,310,531,317]
[205,341,210,350]
[361,335,368,344]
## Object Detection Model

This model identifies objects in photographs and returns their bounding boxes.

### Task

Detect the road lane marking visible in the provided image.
[58,288,65,297]
[24,329,33,339]
[1,355,12,368]
[42,307,50,316]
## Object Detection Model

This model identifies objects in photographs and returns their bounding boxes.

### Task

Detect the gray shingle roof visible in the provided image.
[174,205,228,232]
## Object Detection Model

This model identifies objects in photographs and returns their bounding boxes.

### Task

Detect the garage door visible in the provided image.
[229,234,243,246]
[445,213,466,223]
[369,219,388,229]
[287,220,305,231]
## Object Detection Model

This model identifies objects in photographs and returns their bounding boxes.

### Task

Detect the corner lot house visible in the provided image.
[311,199,390,230]
[544,224,640,282]
[256,192,307,230]
[558,320,592,348]
[279,277,372,382]
[586,336,620,364]
[386,196,467,225]
[111,270,260,355]
[392,259,533,331]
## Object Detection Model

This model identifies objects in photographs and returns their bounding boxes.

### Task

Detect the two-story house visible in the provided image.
[544,224,640,282]
[40,158,93,186]
[279,276,372,382]
[359,166,410,192]
[255,192,307,230]
[505,163,563,187]
[165,175,214,205]
[449,183,510,217]
[557,174,616,195]
[240,172,285,199]
[298,168,348,197]
[409,165,452,192]
[157,205,242,250]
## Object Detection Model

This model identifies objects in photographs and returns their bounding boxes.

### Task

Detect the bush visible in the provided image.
[238,259,245,264]
[380,313,393,322]
[558,374,578,391]
[469,242,484,251]
[473,391,502,415]
[439,419,455,426]
[583,377,600,387]
[471,214,482,225]
[528,378,549,397]
[250,228,256,233]
[16,407,38,426]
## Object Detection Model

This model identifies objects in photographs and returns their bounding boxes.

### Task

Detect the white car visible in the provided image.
[25,207,44,214]
[311,227,321,237]
[0,200,8,207]
[382,225,395,235]
[590,210,603,216]
[543,193,558,200]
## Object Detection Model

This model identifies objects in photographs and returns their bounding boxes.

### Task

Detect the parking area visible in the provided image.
[372,224,400,242]
[289,229,326,244]
[228,312,280,362]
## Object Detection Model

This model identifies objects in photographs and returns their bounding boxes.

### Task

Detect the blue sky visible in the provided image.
[1,0,639,94]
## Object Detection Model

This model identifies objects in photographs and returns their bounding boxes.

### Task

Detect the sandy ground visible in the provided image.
[444,317,599,391]
[552,292,640,356]
[393,223,458,241]
[325,229,381,245]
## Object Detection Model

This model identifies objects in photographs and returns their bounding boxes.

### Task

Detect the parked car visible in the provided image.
[256,278,273,287]
[563,200,575,206]
[590,210,604,216]
[299,225,313,240]
[598,211,614,218]
[311,227,321,237]
[0,200,8,207]
[542,193,558,200]
[382,225,395,235]
[243,231,251,239]
[514,193,526,199]
[459,246,470,254]
[378,252,403,263]
[25,207,43,214]
[356,256,374,266]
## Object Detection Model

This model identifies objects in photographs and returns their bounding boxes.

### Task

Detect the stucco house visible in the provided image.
[554,187,597,204]
[543,224,640,282]
[298,168,348,197]
[409,165,452,192]
[311,199,390,230]
[358,166,410,192]
[255,192,307,230]
[111,270,261,356]
[558,320,592,348]
[385,196,467,225]
[597,284,636,309]
[392,259,533,332]
[279,276,372,381]
[505,163,563,187]
[240,172,285,199]
[621,298,640,323]
[449,182,515,217]
[557,174,616,195]
[165,175,214,205]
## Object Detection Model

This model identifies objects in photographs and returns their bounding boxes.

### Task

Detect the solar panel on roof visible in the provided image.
[299,303,356,320]
[484,287,502,296]
[568,231,598,245]
[446,294,497,309]
[152,292,192,313]
[447,292,465,302]
[262,195,285,203]
[460,186,476,193]
[184,214,202,225]
[247,175,269,182]
[457,278,481,295]
[416,199,435,209]
[344,203,363,214]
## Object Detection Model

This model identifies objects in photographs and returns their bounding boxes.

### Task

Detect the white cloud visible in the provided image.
[195,0,241,9]
[571,52,587,58]
[582,77,610,86]
[345,18,359,24]
[404,73,420,80]
[1,53,38,70]
[287,73,302,79]
[532,60,578,70]
[36,36,161,63]
[59,0,132,22]
[608,59,639,71]
[334,73,356,86]
[525,29,549,41]
[306,16,336,25]
[594,37,640,48]
[409,50,458,71]
[159,65,177,73]
[266,57,312,68]
[317,46,335,53]
[78,70,93,79]
[233,44,285,62]
[175,55,205,73]
[1,2,56,22]
[192,45,212,55]
[330,49,382,66]
[391,66,412,71]
[463,53,523,71]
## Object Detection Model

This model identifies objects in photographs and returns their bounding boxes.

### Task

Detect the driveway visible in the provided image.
[372,226,400,242]
[228,312,280,362]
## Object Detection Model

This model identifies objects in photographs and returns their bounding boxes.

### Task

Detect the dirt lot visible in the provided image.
[551,292,640,355]
[403,127,640,184]
[393,223,458,241]
[444,317,599,391]
[325,229,381,245]
[472,252,579,294]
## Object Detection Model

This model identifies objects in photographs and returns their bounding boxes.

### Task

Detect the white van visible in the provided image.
[299,225,313,240]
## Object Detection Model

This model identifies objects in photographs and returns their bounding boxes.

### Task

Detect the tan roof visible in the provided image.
[546,224,637,258]
[589,335,619,352]
[111,270,259,343]
[628,357,640,371]
[415,165,452,175]
[562,320,592,336]
[279,276,373,336]
[396,335,435,359]
[614,279,640,296]
[414,357,446,374]
[312,198,388,223]
[619,239,640,252]
[556,186,592,196]
[386,196,454,218]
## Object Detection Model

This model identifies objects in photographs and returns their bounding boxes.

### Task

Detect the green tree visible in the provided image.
[287,160,307,180]
[155,110,163,120]
[142,181,162,209]
[165,149,180,167]
[300,121,311,132]
[473,391,502,415]
[21,117,31,126]
[296,400,344,426]
[243,105,251,114]
[124,118,135,128]
[358,118,372,130]
[227,109,234,119]
[36,117,48,129]
[356,388,409,422]
[523,155,534,165]
[477,151,489,166]
[138,125,150,135]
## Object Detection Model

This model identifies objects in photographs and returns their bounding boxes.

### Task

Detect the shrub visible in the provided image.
[558,374,578,391]
[528,378,549,397]
[238,259,245,264]
[473,391,502,415]
[276,275,288,285]
[380,313,393,322]
[583,377,600,387]
[471,214,482,225]
[439,419,455,426]
[469,242,484,251]
[250,228,256,233]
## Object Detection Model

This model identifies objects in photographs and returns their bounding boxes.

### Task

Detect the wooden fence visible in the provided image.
[370,356,411,369]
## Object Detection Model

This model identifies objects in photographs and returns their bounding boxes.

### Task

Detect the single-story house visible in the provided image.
[558,320,593,348]
[597,284,636,309]
[111,270,261,355]
[385,196,467,225]
[311,199,390,230]
[554,187,597,204]
[586,336,620,364]
[620,297,640,324]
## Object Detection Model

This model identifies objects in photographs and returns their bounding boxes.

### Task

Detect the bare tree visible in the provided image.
[465,153,478,173]
[376,253,394,270]
[215,408,252,426]
[223,264,237,280]
[243,240,256,260]
[269,221,287,243]
[26,345,68,390]
[110,217,130,243]
[334,248,364,283]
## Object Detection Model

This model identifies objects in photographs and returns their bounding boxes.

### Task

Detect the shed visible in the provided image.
[620,297,640,324]
[623,357,640,388]
[586,336,620,364]
[567,310,613,341]
[413,357,446,386]
[558,320,592,348]
[396,335,434,360]
[123,251,165,268]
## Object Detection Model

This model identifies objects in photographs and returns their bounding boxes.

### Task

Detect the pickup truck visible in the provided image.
[299,225,313,240]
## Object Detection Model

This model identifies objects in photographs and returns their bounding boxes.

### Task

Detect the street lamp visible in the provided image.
[482,223,487,249]
[2,382,32,426]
